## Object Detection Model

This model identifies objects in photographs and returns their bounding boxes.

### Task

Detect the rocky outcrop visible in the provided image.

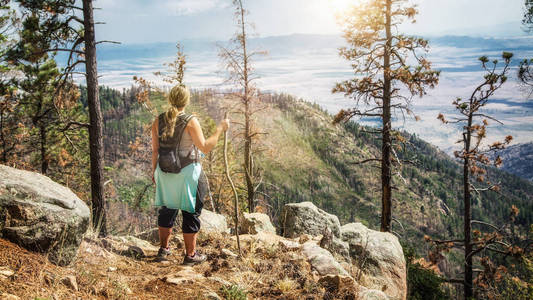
[0,165,90,266]
[281,202,341,238]
[281,202,406,300]
[341,223,406,300]
[241,212,276,234]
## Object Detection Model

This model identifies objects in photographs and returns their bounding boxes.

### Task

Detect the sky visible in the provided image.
[94,0,527,43]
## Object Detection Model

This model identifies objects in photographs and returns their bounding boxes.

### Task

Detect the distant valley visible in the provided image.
[66,34,533,153]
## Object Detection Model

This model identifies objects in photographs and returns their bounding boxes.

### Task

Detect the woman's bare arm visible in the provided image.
[187,117,229,154]
[151,118,159,182]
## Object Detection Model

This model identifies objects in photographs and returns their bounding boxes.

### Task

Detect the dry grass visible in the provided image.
[0,231,363,299]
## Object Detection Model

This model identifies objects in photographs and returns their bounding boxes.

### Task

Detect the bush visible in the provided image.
[408,262,448,300]
[404,245,448,300]
[220,284,248,300]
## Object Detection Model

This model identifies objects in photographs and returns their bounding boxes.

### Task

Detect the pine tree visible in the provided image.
[434,52,525,299]
[333,0,439,232]
[12,0,108,236]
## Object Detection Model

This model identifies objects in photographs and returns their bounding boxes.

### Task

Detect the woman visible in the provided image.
[151,85,229,265]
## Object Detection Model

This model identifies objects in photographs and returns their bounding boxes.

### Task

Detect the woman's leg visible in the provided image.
[183,232,197,256]
[159,227,172,249]
[182,170,206,258]
[157,206,179,249]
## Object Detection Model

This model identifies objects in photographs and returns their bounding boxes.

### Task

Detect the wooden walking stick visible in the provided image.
[223,112,241,257]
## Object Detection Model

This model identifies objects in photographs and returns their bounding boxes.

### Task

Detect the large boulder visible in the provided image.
[281,202,341,238]
[199,209,229,233]
[340,223,406,300]
[0,165,90,266]
[241,212,276,234]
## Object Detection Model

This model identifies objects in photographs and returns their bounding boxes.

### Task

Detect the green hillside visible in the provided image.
[96,87,533,260]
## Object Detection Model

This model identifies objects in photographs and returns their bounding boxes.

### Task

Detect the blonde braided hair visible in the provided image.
[161,85,190,140]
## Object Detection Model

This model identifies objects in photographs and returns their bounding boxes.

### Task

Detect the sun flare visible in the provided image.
[327,0,359,14]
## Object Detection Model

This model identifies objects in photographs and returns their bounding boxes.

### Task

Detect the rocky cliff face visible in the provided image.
[282,201,406,300]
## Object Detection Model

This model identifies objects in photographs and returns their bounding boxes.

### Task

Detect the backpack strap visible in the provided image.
[175,113,194,155]
[158,112,194,151]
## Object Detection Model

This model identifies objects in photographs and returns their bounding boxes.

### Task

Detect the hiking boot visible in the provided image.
[155,247,171,262]
[183,251,207,266]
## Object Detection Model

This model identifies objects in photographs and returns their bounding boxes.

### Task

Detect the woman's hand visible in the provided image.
[219,119,230,132]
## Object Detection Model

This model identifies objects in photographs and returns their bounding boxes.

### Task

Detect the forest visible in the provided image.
[1,0,533,299]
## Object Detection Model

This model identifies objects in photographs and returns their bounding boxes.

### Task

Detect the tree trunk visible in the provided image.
[244,99,255,212]
[464,113,473,299]
[239,0,255,212]
[1,109,6,163]
[380,0,393,232]
[40,125,48,174]
[82,0,106,237]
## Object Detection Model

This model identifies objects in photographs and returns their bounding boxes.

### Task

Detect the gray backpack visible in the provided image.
[157,113,196,173]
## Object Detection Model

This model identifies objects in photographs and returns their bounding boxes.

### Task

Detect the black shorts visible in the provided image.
[157,170,207,233]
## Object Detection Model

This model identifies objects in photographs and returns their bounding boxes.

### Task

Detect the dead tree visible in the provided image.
[218,0,265,212]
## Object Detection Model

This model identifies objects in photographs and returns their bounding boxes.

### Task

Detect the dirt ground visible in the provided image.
[0,231,356,300]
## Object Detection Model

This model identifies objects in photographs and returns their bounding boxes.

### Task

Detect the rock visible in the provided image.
[318,274,356,292]
[0,165,90,266]
[340,223,406,300]
[135,228,159,243]
[1,293,20,300]
[233,231,284,246]
[0,266,14,279]
[199,209,229,233]
[204,291,222,300]
[221,248,238,258]
[61,275,78,291]
[241,212,276,234]
[301,241,349,277]
[278,239,300,251]
[127,245,146,258]
[281,202,341,238]
[358,286,391,300]
[107,266,117,272]
[325,238,350,262]
[165,267,203,284]
[101,235,159,258]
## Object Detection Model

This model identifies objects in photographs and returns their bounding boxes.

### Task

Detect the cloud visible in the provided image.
[165,0,228,16]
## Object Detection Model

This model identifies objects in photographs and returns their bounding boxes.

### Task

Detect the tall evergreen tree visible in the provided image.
[18,58,60,174]
[333,0,439,232]
[12,0,107,236]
